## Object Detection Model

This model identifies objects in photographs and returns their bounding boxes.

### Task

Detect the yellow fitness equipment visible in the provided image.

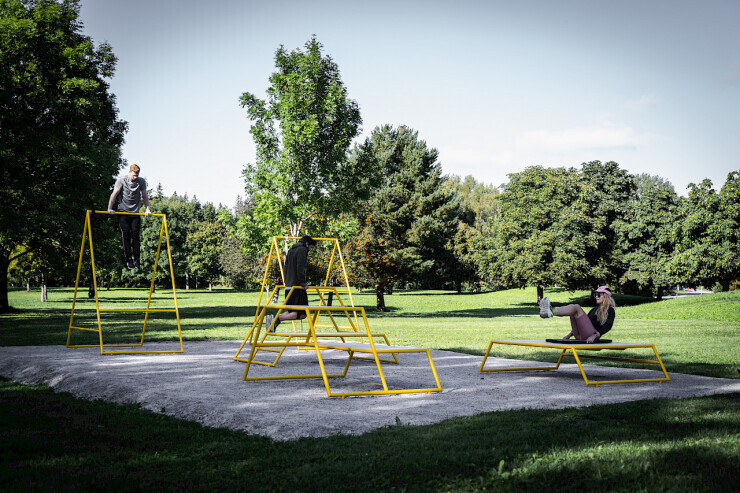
[479,339,670,387]
[234,236,443,397]
[66,210,184,355]
[234,236,395,364]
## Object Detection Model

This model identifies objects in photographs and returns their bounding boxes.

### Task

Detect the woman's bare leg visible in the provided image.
[557,304,587,339]
[556,304,587,317]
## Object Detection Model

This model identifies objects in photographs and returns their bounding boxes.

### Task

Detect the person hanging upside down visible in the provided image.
[107,164,151,269]
[538,286,615,343]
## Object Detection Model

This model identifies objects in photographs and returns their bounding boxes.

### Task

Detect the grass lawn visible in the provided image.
[1,286,739,492]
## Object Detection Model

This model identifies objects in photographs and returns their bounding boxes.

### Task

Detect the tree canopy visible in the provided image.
[476,166,599,291]
[348,125,464,309]
[0,0,127,310]
[239,36,372,238]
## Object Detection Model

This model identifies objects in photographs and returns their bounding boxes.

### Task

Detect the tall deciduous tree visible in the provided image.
[443,175,498,292]
[0,0,127,311]
[668,171,740,290]
[187,221,225,291]
[580,160,637,288]
[622,174,678,298]
[476,166,600,297]
[239,36,372,239]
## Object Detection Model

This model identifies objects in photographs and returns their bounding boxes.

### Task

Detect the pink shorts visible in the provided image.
[570,313,597,340]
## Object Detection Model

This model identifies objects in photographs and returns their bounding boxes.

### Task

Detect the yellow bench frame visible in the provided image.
[237,299,442,398]
[479,339,670,387]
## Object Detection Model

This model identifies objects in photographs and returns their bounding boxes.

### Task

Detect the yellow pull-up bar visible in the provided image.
[93,210,166,217]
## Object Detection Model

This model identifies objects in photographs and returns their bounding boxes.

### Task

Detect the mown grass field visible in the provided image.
[4,286,739,378]
[1,287,738,492]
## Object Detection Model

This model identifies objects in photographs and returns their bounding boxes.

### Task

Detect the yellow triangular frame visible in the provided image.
[234,236,360,359]
[66,210,184,355]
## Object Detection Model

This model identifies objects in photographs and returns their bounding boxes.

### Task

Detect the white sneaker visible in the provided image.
[539,297,553,318]
[265,314,275,332]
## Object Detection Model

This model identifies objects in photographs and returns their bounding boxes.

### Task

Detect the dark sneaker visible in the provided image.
[133,259,141,269]
[126,259,135,269]
[539,297,553,318]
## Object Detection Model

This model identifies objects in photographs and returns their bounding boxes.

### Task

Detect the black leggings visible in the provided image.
[118,215,141,261]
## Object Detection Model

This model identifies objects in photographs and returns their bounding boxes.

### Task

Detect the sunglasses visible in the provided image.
[594,292,607,297]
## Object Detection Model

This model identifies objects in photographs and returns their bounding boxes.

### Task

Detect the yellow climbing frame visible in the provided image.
[240,301,442,398]
[66,210,183,355]
[479,339,670,387]
[234,236,394,364]
[234,236,442,397]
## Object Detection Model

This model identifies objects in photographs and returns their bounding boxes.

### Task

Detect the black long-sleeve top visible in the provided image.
[284,242,308,287]
[587,306,616,336]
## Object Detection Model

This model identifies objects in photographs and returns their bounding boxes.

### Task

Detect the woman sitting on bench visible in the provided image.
[538,286,616,343]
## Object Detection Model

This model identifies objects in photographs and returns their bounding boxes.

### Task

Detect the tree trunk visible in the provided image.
[40,272,47,302]
[186,273,190,290]
[536,284,544,303]
[456,280,462,294]
[375,284,387,312]
[26,278,31,292]
[208,281,212,292]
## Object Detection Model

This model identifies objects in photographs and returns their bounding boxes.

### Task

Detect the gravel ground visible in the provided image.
[1,340,738,441]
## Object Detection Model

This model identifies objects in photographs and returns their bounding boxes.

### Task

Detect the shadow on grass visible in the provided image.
[1,378,737,492]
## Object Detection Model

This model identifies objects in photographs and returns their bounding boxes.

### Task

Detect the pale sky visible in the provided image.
[78,0,740,208]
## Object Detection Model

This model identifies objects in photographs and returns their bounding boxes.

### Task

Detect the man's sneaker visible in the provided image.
[133,259,141,269]
[126,259,135,270]
[539,297,553,318]
[265,314,276,333]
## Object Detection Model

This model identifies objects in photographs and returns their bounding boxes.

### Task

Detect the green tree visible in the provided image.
[717,171,740,289]
[187,221,225,291]
[622,174,678,298]
[477,166,599,297]
[139,193,203,289]
[0,0,127,310]
[219,234,260,289]
[444,175,499,292]
[348,125,464,309]
[239,36,373,238]
[668,172,740,290]
[580,160,637,289]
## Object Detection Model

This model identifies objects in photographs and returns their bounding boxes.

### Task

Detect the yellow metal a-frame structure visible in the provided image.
[233,236,442,398]
[234,236,365,349]
[66,210,184,355]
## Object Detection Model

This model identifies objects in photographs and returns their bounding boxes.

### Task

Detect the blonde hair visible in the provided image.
[596,292,616,324]
[129,164,140,173]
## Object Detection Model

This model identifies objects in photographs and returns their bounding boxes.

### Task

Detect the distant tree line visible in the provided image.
[2,5,738,311]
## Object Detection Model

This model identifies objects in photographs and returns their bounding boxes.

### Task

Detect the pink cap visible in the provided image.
[594,286,611,294]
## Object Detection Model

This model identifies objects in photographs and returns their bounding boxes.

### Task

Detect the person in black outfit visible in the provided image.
[265,236,317,332]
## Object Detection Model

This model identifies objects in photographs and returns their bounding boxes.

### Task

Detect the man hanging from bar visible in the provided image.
[107,164,151,269]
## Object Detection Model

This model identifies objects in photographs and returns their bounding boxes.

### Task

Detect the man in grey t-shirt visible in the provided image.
[107,164,151,269]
